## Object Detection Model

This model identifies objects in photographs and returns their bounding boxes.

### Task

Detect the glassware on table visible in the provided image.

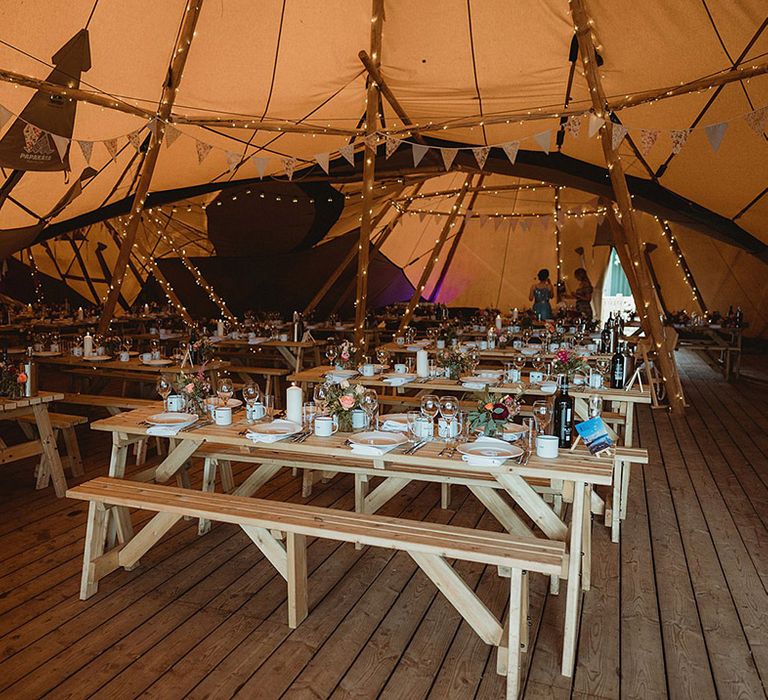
[156,374,173,410]
[375,348,390,366]
[150,337,161,359]
[595,356,610,383]
[531,400,552,435]
[406,410,428,441]
[263,394,275,419]
[532,354,545,373]
[588,395,602,418]
[242,382,262,422]
[325,343,338,367]
[405,357,415,374]
[360,389,379,429]
[303,401,317,429]
[439,396,459,421]
[513,354,526,372]
[216,376,234,406]
[313,382,329,408]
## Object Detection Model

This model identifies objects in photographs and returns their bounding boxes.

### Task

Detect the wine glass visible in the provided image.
[513,354,526,372]
[313,382,330,412]
[595,356,610,384]
[375,348,390,367]
[216,376,234,407]
[532,354,545,373]
[588,395,603,418]
[531,400,552,435]
[439,396,459,441]
[407,410,424,441]
[360,388,379,429]
[242,382,261,422]
[325,342,338,367]
[156,374,173,411]
[420,395,440,440]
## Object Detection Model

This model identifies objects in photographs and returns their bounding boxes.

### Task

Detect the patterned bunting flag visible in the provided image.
[440,147,458,171]
[78,140,93,164]
[225,151,240,173]
[501,141,520,165]
[339,143,356,167]
[533,130,551,154]
[127,130,142,151]
[588,114,604,138]
[252,156,269,178]
[164,124,181,148]
[472,145,490,169]
[385,136,400,159]
[412,143,429,167]
[282,156,299,180]
[744,107,768,136]
[611,123,628,150]
[103,138,118,161]
[363,133,378,150]
[704,122,728,152]
[565,115,582,138]
[195,140,212,164]
[670,129,690,155]
[639,129,659,156]
[314,152,330,174]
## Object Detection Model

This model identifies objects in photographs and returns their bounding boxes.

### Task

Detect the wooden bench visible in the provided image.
[68,477,566,697]
[17,412,87,485]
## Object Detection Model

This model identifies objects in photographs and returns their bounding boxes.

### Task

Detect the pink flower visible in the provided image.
[339,395,355,410]
[556,350,570,363]
[185,382,195,394]
[17,372,27,384]
[341,351,350,361]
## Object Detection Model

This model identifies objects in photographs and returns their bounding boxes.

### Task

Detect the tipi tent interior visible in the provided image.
[0,2,767,698]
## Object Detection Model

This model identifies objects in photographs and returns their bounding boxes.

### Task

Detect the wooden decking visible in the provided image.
[0,350,766,699]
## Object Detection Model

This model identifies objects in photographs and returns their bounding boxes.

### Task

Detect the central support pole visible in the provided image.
[98,0,204,333]
[353,0,384,347]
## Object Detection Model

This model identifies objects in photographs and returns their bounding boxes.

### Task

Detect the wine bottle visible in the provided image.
[554,380,574,448]
[610,342,626,389]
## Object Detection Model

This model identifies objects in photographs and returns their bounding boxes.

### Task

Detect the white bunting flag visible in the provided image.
[195,140,212,163]
[282,156,299,180]
[127,129,142,151]
[520,219,531,232]
[0,105,11,129]
[363,133,378,150]
[704,122,728,152]
[744,107,768,136]
[501,140,520,165]
[385,136,400,159]
[164,124,181,148]
[440,147,458,171]
[225,151,240,173]
[670,129,690,155]
[103,138,118,161]
[639,129,659,156]
[78,140,93,164]
[418,211,428,223]
[252,156,269,178]
[493,217,504,231]
[148,118,160,138]
[472,145,490,169]
[412,143,429,167]
[588,113,604,138]
[339,143,356,167]
[565,115,582,138]
[533,130,551,154]
[314,152,330,174]
[50,134,69,161]
[611,123,628,150]
[509,218,518,232]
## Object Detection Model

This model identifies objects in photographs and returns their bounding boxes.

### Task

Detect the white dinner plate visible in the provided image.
[380,413,409,428]
[83,355,112,361]
[380,372,417,381]
[348,431,407,447]
[141,358,174,366]
[458,442,523,460]
[502,422,529,440]
[205,397,243,408]
[32,351,61,357]
[474,370,503,379]
[247,420,301,436]
[459,376,497,386]
[146,412,197,426]
[519,347,539,356]
[326,369,358,380]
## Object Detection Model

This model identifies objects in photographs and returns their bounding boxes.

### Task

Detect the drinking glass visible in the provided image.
[242,382,261,421]
[420,395,440,440]
[303,401,317,429]
[313,382,329,411]
[596,356,610,384]
[531,400,552,435]
[216,376,234,406]
[439,396,459,422]
[325,343,338,367]
[360,389,379,429]
[513,354,526,372]
[156,375,173,411]
[532,354,545,372]
[407,410,424,441]
[263,395,275,419]
[405,357,415,373]
[588,395,603,418]
[376,348,390,366]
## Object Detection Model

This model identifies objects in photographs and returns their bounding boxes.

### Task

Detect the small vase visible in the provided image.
[336,411,354,433]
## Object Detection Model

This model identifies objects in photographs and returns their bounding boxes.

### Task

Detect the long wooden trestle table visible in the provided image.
[90,403,647,676]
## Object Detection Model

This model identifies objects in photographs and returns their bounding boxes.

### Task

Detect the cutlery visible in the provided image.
[408,441,428,455]
[296,431,312,443]
[182,418,212,432]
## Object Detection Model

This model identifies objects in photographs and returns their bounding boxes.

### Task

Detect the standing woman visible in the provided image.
[570,267,594,321]
[529,268,554,320]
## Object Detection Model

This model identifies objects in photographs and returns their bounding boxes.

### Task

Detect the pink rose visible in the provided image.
[341,351,350,361]
[556,350,569,363]
[185,382,195,394]
[339,395,355,410]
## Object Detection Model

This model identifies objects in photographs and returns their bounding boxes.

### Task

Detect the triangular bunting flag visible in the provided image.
[0,105,11,129]
[597,213,606,224]
[78,140,93,164]
[225,151,240,173]
[479,215,488,228]
[385,136,400,159]
[533,130,551,154]
[148,118,160,138]
[339,143,356,167]
[282,156,299,180]
[412,143,429,167]
[314,152,330,174]
[493,217,504,231]
[501,141,520,165]
[472,145,490,169]
[520,219,531,232]
[103,138,118,161]
[440,147,458,171]
[588,114,604,138]
[195,140,212,164]
[565,115,582,138]
[127,130,142,151]
[252,157,269,178]
[670,129,690,155]
[509,219,518,232]
[418,211,428,223]
[50,134,69,161]
[639,129,659,156]
[611,123,628,150]
[164,124,181,148]
[744,107,768,136]
[704,122,728,152]
[363,133,378,150]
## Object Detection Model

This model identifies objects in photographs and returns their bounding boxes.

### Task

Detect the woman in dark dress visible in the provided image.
[569,267,594,321]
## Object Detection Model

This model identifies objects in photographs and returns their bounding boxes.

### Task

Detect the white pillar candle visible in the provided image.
[216,319,225,337]
[512,307,518,321]
[416,349,429,378]
[286,383,303,425]
[77,306,84,321]
[83,332,93,357]
[144,303,149,315]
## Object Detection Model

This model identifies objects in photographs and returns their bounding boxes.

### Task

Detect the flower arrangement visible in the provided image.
[173,366,211,415]
[189,335,214,365]
[467,389,522,437]
[436,347,473,380]
[0,361,26,399]
[315,379,364,431]
[436,324,458,344]
[336,340,357,370]
[552,349,587,380]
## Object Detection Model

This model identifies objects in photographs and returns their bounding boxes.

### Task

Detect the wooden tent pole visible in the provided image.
[429,174,486,302]
[353,0,384,346]
[98,0,203,333]
[571,0,685,413]
[398,175,474,331]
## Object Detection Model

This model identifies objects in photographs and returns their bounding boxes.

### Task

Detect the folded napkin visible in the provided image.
[539,382,558,394]
[461,381,486,390]
[146,424,186,437]
[382,376,414,387]
[462,454,506,468]
[381,419,408,432]
[246,419,299,443]
[349,443,399,456]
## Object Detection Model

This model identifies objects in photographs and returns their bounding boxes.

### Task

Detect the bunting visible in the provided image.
[670,129,690,155]
[225,151,240,173]
[78,140,93,164]
[0,105,11,129]
[314,152,330,174]
[195,140,212,164]
[127,130,142,151]
[704,122,728,152]
[588,114,604,138]
[103,138,118,161]
[611,122,628,150]
[338,143,355,167]
[744,106,768,136]
[501,140,520,165]
[440,147,458,171]
[50,134,69,162]
[472,145,490,169]
[565,115,582,138]
[252,156,269,178]
[164,125,181,148]
[385,136,400,159]
[282,156,299,180]
[639,129,659,156]
[363,133,378,150]
[533,130,551,154]
[412,143,429,167]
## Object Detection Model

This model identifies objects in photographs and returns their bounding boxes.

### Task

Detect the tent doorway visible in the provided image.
[600,248,636,324]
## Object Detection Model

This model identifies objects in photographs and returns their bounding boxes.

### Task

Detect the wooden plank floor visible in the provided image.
[0,350,767,699]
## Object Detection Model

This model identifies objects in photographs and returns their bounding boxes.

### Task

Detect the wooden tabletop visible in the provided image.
[0,391,63,413]
[32,355,231,374]
[376,342,612,362]
[91,404,647,486]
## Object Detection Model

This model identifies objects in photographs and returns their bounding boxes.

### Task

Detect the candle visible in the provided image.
[216,319,225,337]
[495,313,502,330]
[83,331,93,357]
[286,383,303,425]
[144,303,149,315]
[512,307,518,321]
[77,306,84,321]
[416,349,429,378]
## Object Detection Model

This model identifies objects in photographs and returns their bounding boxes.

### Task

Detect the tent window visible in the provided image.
[604,248,632,296]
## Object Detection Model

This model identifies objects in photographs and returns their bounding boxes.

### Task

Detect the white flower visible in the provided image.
[354,385,364,395]
[340,379,350,389]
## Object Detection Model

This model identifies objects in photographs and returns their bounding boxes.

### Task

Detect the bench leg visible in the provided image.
[199,459,218,535]
[218,459,234,493]
[441,483,452,509]
[506,569,525,699]
[80,501,110,599]
[287,532,308,628]
[302,470,314,498]
[135,439,148,466]
[62,427,84,477]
